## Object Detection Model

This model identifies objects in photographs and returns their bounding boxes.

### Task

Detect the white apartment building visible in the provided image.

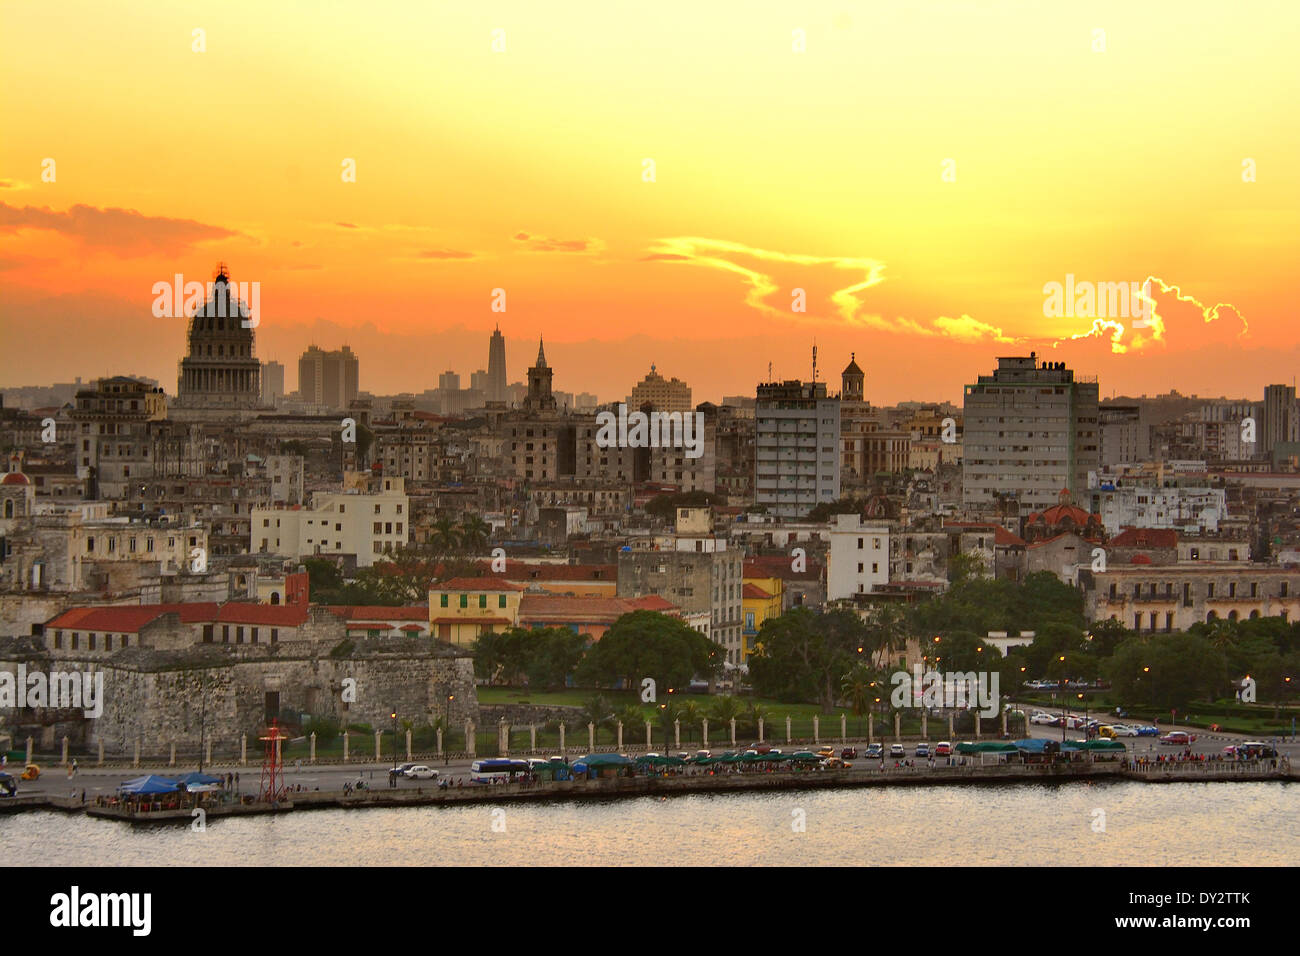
[827,514,889,600]
[962,353,1100,514]
[1089,484,1228,535]
[251,476,409,567]
[755,380,841,519]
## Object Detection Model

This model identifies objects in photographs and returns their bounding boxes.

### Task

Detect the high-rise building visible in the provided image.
[174,264,261,413]
[962,353,1100,514]
[487,327,508,403]
[470,369,489,392]
[261,360,285,405]
[69,377,167,498]
[627,365,692,413]
[523,338,557,414]
[1260,384,1298,457]
[297,345,359,410]
[439,370,461,392]
[755,380,841,519]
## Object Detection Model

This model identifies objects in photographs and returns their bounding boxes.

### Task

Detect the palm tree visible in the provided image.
[841,663,876,737]
[745,701,772,740]
[429,517,461,556]
[581,695,614,745]
[459,514,491,554]
[709,695,746,743]
[615,704,648,746]
[677,700,701,747]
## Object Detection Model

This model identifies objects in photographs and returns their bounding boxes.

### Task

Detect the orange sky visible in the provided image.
[2,1,1297,405]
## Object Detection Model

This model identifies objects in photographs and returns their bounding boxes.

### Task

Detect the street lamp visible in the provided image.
[1058,656,1068,744]
[390,708,398,787]
[444,694,454,766]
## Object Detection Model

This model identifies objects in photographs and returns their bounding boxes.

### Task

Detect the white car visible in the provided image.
[1109,724,1138,737]
[1029,713,1056,725]
[403,765,438,780]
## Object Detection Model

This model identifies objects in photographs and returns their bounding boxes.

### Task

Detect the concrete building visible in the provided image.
[616,541,743,664]
[963,353,1100,514]
[68,377,167,499]
[260,360,285,406]
[1089,483,1228,536]
[297,345,359,411]
[755,380,840,518]
[251,476,409,568]
[627,365,692,414]
[1099,404,1153,468]
[827,513,890,600]
[1261,384,1299,458]
[487,327,508,404]
[1085,564,1299,631]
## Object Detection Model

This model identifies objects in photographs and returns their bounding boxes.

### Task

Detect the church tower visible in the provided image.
[523,338,557,413]
[841,353,864,403]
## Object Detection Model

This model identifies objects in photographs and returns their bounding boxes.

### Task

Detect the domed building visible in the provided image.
[172,264,262,419]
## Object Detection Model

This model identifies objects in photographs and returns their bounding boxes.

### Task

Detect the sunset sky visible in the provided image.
[2,1,1297,405]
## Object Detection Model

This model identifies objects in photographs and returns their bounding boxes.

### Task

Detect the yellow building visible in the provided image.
[741,579,783,663]
[429,578,525,645]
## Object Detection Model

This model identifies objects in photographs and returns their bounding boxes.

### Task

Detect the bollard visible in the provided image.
[310,732,317,764]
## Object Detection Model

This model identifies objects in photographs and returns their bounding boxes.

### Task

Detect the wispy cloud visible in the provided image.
[513,231,602,253]
[0,202,240,255]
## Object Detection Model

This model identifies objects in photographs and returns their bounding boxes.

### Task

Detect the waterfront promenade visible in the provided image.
[2,757,1292,826]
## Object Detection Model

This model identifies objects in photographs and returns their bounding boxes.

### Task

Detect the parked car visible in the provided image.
[889,744,906,758]
[915,743,930,758]
[1029,712,1056,725]
[1096,725,1117,739]
[696,750,712,758]
[19,764,40,781]
[864,743,884,759]
[0,772,15,797]
[1135,725,1160,737]
[816,747,836,759]
[1159,732,1196,745]
[404,765,439,780]
[389,762,419,780]
[749,742,773,755]
[934,741,953,756]
[822,756,852,770]
[841,747,858,759]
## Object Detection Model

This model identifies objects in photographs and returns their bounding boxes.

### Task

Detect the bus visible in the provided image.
[469,758,531,783]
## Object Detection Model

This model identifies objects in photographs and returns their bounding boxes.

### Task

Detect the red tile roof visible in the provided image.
[1110,527,1179,549]
[743,555,821,581]
[46,602,309,633]
[743,582,775,600]
[326,605,429,621]
[431,578,528,592]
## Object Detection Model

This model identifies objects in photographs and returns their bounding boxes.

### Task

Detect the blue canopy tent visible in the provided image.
[118,774,181,795]
[173,771,224,792]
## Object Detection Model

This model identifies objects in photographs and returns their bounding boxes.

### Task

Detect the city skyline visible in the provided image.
[4,2,1299,402]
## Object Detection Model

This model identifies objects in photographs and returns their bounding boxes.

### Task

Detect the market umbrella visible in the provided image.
[118,774,181,795]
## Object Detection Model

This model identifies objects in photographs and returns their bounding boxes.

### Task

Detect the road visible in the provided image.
[10,719,1297,798]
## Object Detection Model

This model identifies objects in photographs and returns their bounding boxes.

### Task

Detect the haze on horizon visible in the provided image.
[2,1,1298,405]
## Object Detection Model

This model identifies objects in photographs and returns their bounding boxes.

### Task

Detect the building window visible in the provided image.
[479,594,487,609]
[54,632,63,649]
[440,594,449,608]
[459,594,468,608]
[498,594,507,608]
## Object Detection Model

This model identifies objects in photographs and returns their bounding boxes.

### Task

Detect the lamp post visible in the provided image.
[444,694,454,766]
[1058,656,1067,744]
[390,709,398,787]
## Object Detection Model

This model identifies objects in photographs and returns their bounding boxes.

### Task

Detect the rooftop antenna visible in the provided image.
[811,341,818,383]
[768,361,773,382]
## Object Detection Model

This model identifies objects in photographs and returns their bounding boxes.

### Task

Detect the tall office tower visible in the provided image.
[962,352,1100,514]
[439,370,461,392]
[627,364,692,413]
[523,338,557,414]
[487,326,508,403]
[470,369,489,392]
[174,264,261,412]
[754,380,841,519]
[298,345,360,410]
[1260,384,1299,457]
[261,360,285,405]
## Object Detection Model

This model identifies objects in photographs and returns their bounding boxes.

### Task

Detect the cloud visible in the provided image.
[512,231,602,253]
[335,221,360,230]
[645,236,1022,344]
[1055,276,1247,354]
[0,202,240,256]
[417,248,476,260]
